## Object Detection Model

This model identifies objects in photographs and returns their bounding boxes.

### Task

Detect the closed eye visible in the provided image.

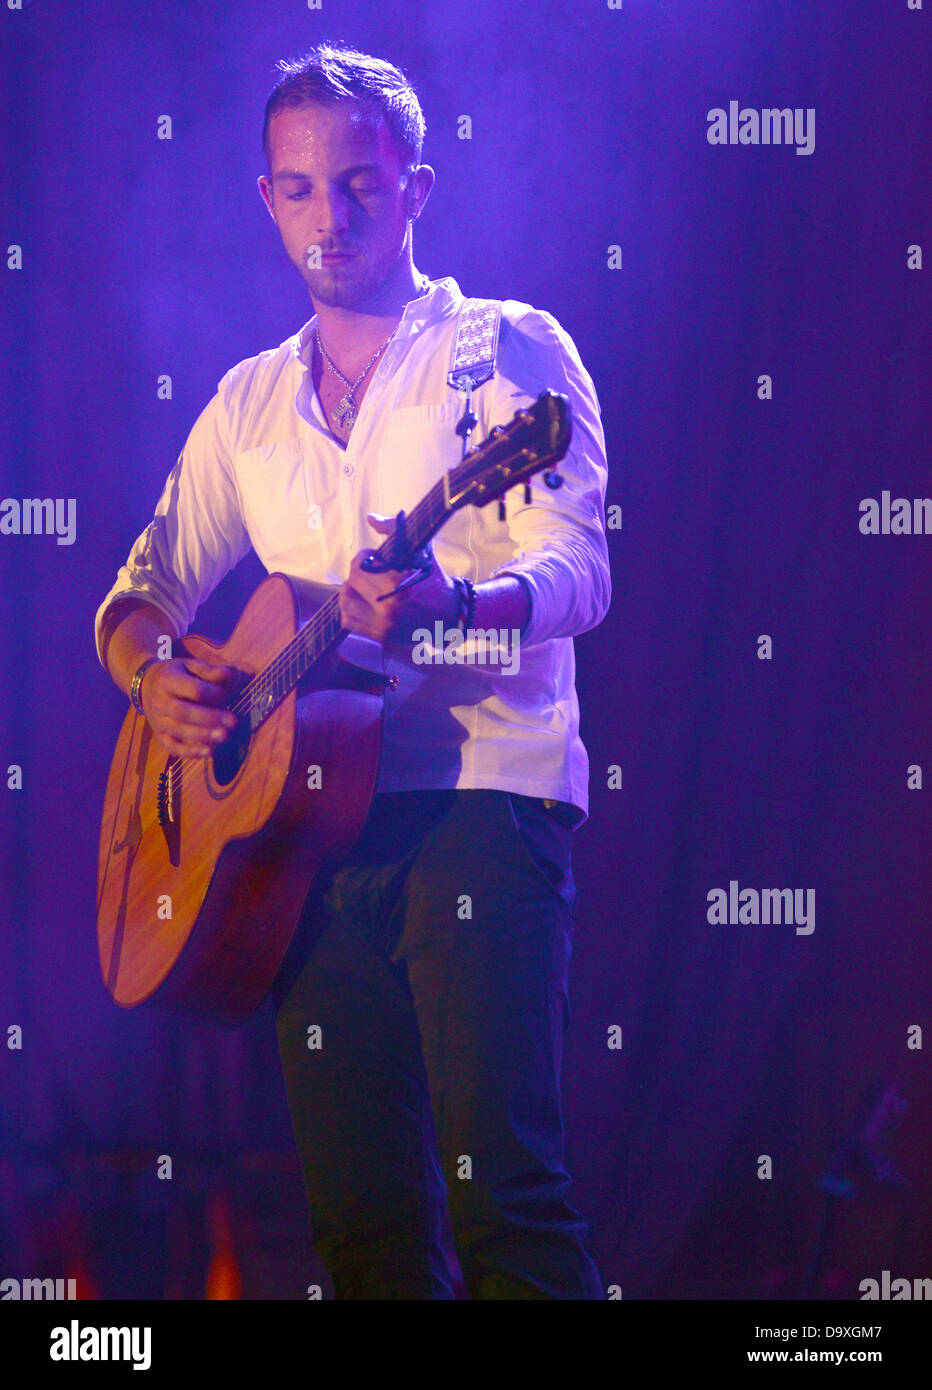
[284,185,382,201]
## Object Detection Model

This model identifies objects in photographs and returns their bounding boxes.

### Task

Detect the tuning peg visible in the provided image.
[499,498,506,520]
[524,482,531,504]
[543,470,564,490]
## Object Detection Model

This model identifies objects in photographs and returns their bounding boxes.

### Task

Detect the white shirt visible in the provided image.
[94,276,611,820]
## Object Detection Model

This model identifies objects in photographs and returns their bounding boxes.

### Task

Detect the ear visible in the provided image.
[408,164,436,221]
[257,174,277,223]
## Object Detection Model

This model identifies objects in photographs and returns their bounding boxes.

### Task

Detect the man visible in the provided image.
[95,43,610,1299]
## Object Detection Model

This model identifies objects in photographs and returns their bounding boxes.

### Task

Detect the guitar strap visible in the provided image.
[361,298,503,588]
[446,296,530,518]
[447,298,502,395]
[447,297,502,459]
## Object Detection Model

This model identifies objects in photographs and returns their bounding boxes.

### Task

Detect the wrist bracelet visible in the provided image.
[452,576,477,633]
[461,576,477,632]
[130,657,160,716]
[451,576,467,631]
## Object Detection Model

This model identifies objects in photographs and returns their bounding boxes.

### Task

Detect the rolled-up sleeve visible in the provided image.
[485,308,611,648]
[94,380,252,666]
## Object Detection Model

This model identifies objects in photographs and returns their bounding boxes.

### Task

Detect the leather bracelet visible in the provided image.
[451,576,468,631]
[459,576,477,632]
[130,657,160,716]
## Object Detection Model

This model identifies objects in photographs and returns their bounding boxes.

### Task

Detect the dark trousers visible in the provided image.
[272,788,604,1300]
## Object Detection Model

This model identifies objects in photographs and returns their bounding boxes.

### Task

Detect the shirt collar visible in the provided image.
[289,275,462,369]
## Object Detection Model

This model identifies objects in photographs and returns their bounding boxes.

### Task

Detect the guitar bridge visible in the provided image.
[157,761,180,826]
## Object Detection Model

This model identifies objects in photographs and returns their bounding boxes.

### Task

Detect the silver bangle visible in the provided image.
[130,657,159,716]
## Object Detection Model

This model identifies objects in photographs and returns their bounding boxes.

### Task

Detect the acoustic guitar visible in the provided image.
[97,390,571,1025]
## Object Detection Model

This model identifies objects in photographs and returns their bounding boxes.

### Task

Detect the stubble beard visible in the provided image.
[299,235,409,312]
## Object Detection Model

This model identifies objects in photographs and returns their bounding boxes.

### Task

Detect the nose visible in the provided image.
[314,184,351,238]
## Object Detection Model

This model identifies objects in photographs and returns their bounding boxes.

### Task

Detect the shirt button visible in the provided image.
[343,463,353,476]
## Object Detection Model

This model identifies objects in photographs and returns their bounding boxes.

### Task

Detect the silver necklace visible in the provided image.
[315,325,396,432]
[315,278,431,434]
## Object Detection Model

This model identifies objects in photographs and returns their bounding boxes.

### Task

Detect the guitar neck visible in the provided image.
[240,471,453,731]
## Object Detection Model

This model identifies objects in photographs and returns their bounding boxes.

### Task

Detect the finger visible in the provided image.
[175,722,224,756]
[350,551,408,594]
[182,658,238,685]
[161,670,238,714]
[190,678,238,710]
[172,680,234,711]
[340,593,387,638]
[345,566,381,605]
[165,696,236,730]
[339,587,368,625]
[348,539,394,567]
[347,572,402,609]
[159,732,212,760]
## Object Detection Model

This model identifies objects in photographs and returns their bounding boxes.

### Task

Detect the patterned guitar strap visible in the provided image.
[448,297,516,520]
[364,296,506,592]
[363,296,511,589]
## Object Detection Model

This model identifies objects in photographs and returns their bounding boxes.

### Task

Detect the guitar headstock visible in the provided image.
[447,389,572,513]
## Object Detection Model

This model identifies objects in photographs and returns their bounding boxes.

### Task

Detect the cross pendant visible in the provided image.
[334,394,357,431]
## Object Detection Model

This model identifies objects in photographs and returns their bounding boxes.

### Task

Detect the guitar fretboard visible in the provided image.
[239,466,457,733]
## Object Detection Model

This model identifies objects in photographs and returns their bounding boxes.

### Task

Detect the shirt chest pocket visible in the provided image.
[232,438,338,572]
[378,400,516,565]
[377,402,466,520]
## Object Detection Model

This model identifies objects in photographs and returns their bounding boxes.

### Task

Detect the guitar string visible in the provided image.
[146,424,536,808]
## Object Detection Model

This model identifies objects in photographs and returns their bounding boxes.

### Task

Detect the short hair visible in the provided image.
[262,42,426,172]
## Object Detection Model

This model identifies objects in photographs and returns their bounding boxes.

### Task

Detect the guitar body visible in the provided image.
[97,573,387,1026]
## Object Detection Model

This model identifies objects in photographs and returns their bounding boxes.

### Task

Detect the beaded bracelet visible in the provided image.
[452,576,477,632]
[451,577,466,630]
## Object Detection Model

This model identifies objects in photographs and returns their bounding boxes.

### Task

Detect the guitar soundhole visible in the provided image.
[211,719,251,786]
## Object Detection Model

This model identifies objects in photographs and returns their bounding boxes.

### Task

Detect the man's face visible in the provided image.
[259,100,417,309]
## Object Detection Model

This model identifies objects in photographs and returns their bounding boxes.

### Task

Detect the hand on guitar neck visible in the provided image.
[338,510,459,644]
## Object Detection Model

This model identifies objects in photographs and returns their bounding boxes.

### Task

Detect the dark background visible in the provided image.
[1,0,929,1299]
